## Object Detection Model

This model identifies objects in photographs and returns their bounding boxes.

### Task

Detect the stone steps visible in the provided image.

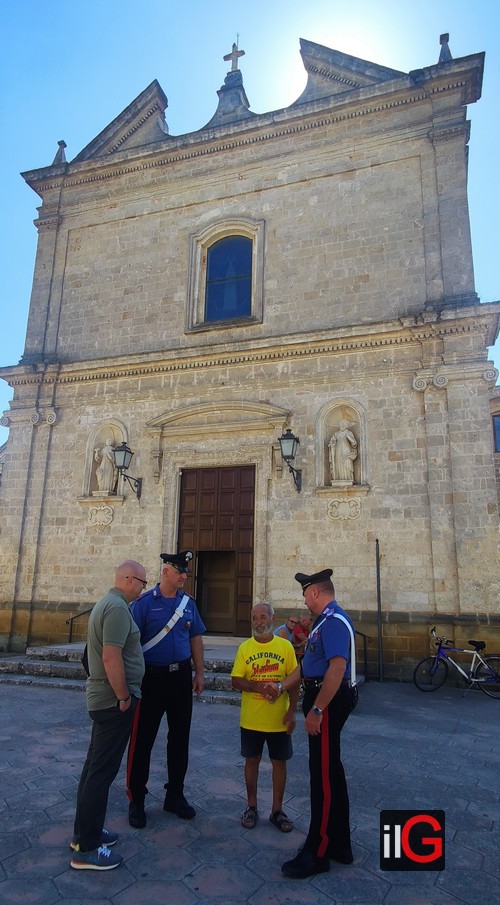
[0,645,241,704]
[0,643,363,705]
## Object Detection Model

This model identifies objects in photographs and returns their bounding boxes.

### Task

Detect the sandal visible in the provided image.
[269,809,293,833]
[241,806,258,829]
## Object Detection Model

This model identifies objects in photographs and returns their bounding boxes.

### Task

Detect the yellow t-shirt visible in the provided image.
[231,634,298,732]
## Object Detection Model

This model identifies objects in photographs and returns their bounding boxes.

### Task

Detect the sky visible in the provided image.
[1,0,499,446]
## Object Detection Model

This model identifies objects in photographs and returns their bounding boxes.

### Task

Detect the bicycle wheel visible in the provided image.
[413,656,448,691]
[474,656,500,699]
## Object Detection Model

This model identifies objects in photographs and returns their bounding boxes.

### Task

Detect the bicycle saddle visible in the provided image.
[468,639,486,651]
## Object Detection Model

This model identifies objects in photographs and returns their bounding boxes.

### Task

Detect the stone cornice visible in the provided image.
[22,71,474,197]
[1,304,498,389]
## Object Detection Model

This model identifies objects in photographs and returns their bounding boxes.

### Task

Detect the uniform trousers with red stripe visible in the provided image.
[302,683,353,860]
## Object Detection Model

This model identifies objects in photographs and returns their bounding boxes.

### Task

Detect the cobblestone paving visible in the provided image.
[0,681,498,904]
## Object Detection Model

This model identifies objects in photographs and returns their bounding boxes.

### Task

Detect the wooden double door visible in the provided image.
[177,466,255,636]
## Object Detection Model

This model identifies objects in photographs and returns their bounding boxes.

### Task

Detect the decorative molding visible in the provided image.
[432,375,448,388]
[147,401,289,437]
[30,411,41,424]
[428,122,470,144]
[327,498,361,520]
[34,215,63,231]
[2,312,498,391]
[0,415,10,427]
[78,495,124,507]
[316,484,369,497]
[28,77,475,196]
[483,368,499,384]
[108,103,163,154]
[304,64,363,90]
[88,506,114,529]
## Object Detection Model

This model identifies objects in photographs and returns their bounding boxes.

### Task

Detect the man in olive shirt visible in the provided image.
[70,560,147,871]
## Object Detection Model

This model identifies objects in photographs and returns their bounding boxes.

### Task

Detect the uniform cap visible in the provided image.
[294,568,333,591]
[160,550,193,572]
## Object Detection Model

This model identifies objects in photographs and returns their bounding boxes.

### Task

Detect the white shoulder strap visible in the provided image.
[333,612,357,687]
[141,594,190,654]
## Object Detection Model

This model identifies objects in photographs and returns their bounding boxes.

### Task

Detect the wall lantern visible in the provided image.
[278,428,302,493]
[113,441,143,499]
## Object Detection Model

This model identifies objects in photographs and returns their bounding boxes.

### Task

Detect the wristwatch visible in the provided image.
[277,682,283,695]
[312,705,323,715]
[119,694,131,704]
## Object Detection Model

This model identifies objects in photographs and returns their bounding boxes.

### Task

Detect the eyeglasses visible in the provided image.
[170,565,188,574]
[128,575,147,588]
[288,619,299,626]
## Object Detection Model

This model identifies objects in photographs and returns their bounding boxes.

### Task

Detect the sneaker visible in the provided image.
[163,793,196,820]
[129,798,147,828]
[70,828,119,851]
[70,845,123,871]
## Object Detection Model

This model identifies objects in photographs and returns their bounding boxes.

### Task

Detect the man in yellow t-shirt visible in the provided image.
[231,603,300,832]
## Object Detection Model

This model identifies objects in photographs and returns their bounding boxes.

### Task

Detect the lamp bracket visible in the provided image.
[121,472,143,500]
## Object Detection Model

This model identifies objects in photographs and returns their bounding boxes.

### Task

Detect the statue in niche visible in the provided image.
[329,420,358,484]
[94,438,117,494]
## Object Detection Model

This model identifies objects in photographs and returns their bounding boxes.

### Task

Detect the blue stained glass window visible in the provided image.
[205,236,252,321]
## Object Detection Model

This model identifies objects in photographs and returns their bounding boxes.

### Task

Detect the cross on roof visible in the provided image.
[223,42,245,72]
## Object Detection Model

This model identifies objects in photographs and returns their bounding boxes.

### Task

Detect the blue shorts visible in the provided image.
[240,727,293,761]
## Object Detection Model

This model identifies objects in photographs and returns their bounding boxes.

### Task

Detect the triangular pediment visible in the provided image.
[73,80,169,162]
[292,38,405,105]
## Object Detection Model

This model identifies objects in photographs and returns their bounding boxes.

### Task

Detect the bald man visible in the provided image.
[70,560,147,871]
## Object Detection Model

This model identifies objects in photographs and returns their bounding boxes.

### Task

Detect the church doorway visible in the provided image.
[177,466,255,636]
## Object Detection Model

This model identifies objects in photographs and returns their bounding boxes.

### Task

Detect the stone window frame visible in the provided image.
[493,413,500,453]
[186,217,265,332]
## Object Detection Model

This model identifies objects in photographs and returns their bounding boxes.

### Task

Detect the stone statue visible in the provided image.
[94,438,117,493]
[329,420,358,484]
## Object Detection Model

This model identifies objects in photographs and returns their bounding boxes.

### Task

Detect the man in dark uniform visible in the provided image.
[126,551,206,827]
[279,568,356,879]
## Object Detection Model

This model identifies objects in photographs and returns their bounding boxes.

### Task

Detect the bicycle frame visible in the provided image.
[435,643,486,684]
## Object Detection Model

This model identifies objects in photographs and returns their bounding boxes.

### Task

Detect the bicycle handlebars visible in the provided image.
[430,626,454,646]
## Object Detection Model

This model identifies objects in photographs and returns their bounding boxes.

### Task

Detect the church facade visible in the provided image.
[1,38,499,676]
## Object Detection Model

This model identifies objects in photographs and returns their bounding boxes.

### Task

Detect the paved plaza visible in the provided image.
[0,679,498,905]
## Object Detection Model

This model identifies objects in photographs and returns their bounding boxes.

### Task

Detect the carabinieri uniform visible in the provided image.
[126,585,206,804]
[301,600,354,862]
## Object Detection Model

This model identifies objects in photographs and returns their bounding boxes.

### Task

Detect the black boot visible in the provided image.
[128,798,146,828]
[282,846,330,879]
[163,790,196,820]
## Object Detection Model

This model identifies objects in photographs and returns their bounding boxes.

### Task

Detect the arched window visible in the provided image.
[205,236,252,321]
[187,218,265,331]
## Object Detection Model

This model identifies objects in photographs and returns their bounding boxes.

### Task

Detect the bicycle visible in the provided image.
[413,627,500,698]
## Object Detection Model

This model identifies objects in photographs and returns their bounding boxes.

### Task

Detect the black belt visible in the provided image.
[145,659,191,675]
[302,677,349,689]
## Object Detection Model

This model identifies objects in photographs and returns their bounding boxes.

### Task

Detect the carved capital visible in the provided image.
[412,376,428,392]
[483,368,499,385]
